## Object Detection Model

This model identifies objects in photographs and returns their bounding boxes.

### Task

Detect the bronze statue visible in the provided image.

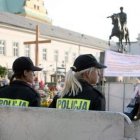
[118,7,127,32]
[107,7,130,53]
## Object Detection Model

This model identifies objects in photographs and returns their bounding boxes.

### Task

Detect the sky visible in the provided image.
[44,0,140,42]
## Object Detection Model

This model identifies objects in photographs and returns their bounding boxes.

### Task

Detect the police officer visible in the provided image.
[0,56,42,107]
[49,54,106,111]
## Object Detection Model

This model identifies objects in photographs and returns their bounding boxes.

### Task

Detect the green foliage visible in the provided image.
[0,65,7,77]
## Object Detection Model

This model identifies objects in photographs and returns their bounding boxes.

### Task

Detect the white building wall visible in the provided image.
[0,26,104,82]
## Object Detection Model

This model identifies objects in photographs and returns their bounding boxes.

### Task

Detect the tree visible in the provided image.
[0,65,7,77]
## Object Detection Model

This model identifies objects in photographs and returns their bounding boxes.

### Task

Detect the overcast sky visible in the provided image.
[45,0,140,42]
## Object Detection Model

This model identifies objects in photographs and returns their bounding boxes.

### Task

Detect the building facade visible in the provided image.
[0,0,109,83]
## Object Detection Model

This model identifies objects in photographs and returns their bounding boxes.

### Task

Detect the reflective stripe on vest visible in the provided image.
[56,98,90,110]
[0,98,29,107]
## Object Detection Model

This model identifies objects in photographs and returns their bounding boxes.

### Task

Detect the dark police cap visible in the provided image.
[71,54,107,72]
[12,56,42,73]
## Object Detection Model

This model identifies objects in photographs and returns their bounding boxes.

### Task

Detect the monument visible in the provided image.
[107,7,130,53]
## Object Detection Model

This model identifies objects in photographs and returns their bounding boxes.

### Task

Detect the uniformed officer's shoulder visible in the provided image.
[21,86,40,100]
[17,81,37,93]
[0,85,9,90]
[91,86,104,96]
[15,82,39,96]
[26,85,39,95]
[93,86,102,92]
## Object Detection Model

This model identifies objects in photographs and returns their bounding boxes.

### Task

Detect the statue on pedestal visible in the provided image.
[107,7,130,53]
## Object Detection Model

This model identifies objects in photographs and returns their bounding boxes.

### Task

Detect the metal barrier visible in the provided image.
[103,83,137,112]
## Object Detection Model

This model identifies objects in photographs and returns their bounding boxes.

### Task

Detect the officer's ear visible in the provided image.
[23,70,28,77]
[82,71,90,79]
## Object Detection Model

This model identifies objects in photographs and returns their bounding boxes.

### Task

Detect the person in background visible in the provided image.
[124,83,140,120]
[49,54,107,111]
[133,84,140,120]
[0,56,42,107]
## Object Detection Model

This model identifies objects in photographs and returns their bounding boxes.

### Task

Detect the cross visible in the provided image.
[24,25,51,66]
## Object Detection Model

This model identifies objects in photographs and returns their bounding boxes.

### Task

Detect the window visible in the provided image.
[42,48,47,60]
[64,51,69,63]
[54,50,59,62]
[0,40,6,55]
[13,42,19,57]
[72,53,76,62]
[25,45,30,57]
[95,52,100,61]
[37,6,39,10]
[34,5,36,9]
